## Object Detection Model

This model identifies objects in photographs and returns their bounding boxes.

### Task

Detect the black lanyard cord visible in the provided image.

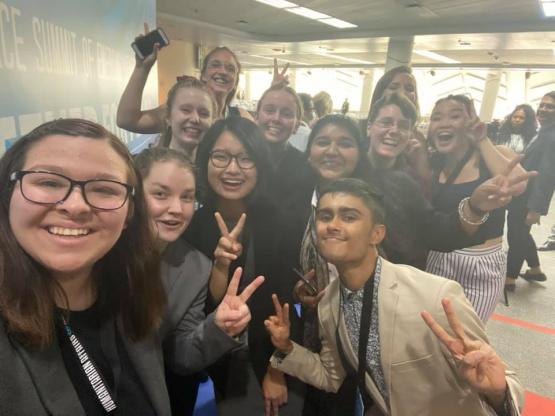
[61,315,118,413]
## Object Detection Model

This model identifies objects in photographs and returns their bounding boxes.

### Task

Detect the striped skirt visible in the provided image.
[426,244,506,322]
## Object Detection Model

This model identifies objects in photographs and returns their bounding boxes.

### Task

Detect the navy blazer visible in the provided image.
[521,124,555,215]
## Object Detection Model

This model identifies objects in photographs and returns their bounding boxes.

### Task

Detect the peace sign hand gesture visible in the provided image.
[421,298,508,407]
[264,294,293,353]
[271,58,290,88]
[469,155,537,212]
[215,267,265,337]
[214,212,245,269]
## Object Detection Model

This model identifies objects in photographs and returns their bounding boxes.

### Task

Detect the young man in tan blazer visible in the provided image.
[265,178,524,416]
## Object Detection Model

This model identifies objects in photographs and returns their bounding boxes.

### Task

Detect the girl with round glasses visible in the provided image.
[183,116,305,415]
[0,118,262,415]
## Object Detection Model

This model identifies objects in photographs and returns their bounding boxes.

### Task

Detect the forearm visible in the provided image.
[478,140,526,178]
[168,312,242,374]
[208,262,230,303]
[270,341,345,393]
[117,65,164,133]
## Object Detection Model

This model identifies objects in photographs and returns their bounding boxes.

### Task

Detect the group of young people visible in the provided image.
[1,32,553,416]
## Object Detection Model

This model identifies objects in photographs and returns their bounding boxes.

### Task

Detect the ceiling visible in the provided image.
[157,0,555,69]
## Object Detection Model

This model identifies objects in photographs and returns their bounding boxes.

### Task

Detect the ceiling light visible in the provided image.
[541,1,555,17]
[254,0,296,8]
[286,7,330,19]
[254,0,357,28]
[249,54,306,65]
[318,18,357,28]
[413,49,460,64]
[316,52,373,64]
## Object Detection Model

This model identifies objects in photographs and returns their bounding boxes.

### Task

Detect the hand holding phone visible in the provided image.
[293,268,318,296]
[132,27,169,60]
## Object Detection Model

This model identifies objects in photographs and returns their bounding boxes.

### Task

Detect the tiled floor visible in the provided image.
[488,202,555,411]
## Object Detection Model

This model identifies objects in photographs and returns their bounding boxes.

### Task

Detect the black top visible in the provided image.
[363,167,485,269]
[431,159,505,240]
[57,304,156,416]
[182,201,303,385]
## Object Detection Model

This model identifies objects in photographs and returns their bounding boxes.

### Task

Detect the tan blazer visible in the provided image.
[272,258,524,416]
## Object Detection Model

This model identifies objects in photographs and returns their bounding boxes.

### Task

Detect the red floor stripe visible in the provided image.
[490,313,555,335]
[523,390,555,415]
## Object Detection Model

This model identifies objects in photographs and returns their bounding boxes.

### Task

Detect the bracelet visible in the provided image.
[458,197,489,225]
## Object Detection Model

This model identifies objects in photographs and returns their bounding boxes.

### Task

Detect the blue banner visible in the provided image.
[0,0,157,154]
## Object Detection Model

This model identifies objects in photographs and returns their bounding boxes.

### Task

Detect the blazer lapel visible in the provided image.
[120,323,171,416]
[14,338,85,415]
[377,260,400,400]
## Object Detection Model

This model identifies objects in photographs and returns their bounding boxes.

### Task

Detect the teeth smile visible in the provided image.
[48,226,90,236]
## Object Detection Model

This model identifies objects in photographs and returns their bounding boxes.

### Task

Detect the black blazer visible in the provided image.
[521,124,555,215]
[183,201,303,385]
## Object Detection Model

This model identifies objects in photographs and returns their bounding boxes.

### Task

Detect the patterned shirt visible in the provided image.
[340,257,387,400]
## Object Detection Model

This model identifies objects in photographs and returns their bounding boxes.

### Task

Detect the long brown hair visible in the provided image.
[0,118,166,348]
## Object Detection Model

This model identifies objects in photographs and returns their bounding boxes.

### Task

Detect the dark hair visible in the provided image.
[134,147,195,180]
[0,118,165,348]
[195,116,271,206]
[256,85,303,121]
[370,66,419,113]
[318,178,385,225]
[544,90,555,101]
[497,104,537,145]
[306,114,370,180]
[159,77,216,148]
[200,47,241,109]
[367,93,418,128]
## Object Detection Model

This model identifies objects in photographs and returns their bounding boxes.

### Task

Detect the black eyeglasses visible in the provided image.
[10,170,134,210]
[209,150,255,170]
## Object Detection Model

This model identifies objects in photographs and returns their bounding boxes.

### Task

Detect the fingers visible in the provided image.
[273,400,279,416]
[271,294,284,320]
[273,58,278,75]
[281,62,290,76]
[441,298,468,342]
[239,275,265,302]
[214,212,230,237]
[229,213,246,239]
[225,267,243,297]
[507,170,537,187]
[143,22,150,34]
[299,289,325,308]
[420,310,463,359]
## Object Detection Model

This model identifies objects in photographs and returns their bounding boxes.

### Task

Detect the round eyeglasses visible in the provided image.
[10,170,134,210]
[209,150,255,170]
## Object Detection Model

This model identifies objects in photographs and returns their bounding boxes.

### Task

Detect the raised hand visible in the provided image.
[469,155,537,212]
[264,294,293,353]
[271,58,290,88]
[293,269,326,308]
[214,212,245,268]
[214,267,265,337]
[134,22,159,69]
[421,298,507,402]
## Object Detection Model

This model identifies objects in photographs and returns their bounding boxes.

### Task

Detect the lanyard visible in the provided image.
[61,315,118,413]
[335,264,377,413]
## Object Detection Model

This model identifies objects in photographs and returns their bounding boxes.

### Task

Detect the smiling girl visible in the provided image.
[117,34,253,140]
[425,95,528,321]
[183,116,305,415]
[0,119,261,415]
